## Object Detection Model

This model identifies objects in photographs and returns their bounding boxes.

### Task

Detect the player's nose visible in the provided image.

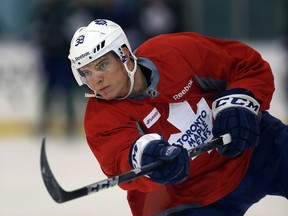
[86,72,104,86]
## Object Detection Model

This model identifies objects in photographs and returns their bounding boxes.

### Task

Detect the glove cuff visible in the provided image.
[129,133,162,169]
[212,89,260,119]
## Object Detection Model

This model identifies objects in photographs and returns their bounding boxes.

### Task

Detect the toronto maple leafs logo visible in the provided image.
[167,98,213,152]
[94,19,108,26]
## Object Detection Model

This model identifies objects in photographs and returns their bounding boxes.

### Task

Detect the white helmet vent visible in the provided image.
[94,41,106,53]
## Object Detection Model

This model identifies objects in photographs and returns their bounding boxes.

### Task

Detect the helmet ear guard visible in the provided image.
[68,19,137,89]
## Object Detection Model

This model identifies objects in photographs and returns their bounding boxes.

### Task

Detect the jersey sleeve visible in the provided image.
[193,33,274,111]
[136,33,275,110]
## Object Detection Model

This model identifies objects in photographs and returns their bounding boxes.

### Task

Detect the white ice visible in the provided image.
[0,135,287,216]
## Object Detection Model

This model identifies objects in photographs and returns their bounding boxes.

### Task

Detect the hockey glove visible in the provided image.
[129,133,190,184]
[212,89,261,157]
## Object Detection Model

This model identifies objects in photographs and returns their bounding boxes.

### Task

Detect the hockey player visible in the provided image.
[68,19,288,215]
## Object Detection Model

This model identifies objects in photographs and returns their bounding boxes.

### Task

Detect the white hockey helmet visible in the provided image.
[68,19,137,98]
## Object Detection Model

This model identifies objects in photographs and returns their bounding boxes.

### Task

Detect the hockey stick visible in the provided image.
[40,133,231,203]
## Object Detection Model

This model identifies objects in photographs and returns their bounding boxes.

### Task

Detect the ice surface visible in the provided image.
[0,136,287,216]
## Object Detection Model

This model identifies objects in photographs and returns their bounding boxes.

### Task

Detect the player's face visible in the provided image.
[78,52,130,100]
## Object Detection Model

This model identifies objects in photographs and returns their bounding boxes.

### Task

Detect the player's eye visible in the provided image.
[78,70,92,77]
[96,60,109,71]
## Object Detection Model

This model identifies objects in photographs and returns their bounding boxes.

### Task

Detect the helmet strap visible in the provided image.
[117,57,137,100]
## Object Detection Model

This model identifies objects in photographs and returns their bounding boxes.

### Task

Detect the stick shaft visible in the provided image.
[41,134,231,203]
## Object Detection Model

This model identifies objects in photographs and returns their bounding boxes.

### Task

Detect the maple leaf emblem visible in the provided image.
[167,98,213,153]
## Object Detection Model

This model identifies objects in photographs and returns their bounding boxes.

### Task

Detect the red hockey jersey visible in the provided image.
[84,33,274,215]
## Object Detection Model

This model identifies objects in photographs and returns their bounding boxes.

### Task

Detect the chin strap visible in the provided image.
[85,92,97,98]
[116,57,137,100]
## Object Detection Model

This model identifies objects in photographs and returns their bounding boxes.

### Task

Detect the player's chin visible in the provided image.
[101,95,114,101]
[100,92,118,101]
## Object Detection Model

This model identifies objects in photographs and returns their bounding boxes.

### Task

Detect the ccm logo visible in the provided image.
[212,94,260,118]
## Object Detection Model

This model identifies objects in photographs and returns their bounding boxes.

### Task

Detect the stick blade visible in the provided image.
[40,138,68,203]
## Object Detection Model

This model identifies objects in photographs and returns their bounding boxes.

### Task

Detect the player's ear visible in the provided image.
[122,47,135,71]
[122,47,131,60]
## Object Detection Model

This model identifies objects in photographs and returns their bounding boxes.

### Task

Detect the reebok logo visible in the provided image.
[75,51,90,61]
[173,79,193,101]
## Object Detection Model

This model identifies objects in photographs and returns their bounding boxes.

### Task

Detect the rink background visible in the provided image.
[0,41,288,215]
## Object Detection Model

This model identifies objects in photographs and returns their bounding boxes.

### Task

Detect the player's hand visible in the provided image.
[212,89,261,157]
[130,133,190,184]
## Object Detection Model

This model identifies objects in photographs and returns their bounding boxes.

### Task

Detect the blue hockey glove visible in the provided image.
[212,89,261,157]
[129,134,190,184]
